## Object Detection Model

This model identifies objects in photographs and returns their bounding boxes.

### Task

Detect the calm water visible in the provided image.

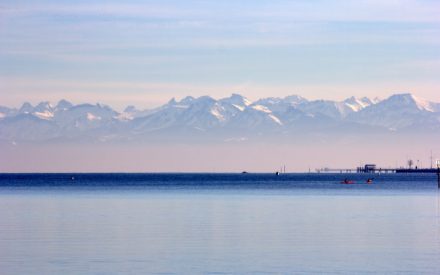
[0,173,439,274]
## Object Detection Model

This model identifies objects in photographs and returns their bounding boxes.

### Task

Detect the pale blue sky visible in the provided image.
[1,0,440,109]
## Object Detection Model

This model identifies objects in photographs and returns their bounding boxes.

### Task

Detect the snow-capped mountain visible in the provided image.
[254,95,307,114]
[295,96,376,119]
[131,96,224,134]
[219,93,252,111]
[348,93,440,130]
[225,103,284,131]
[32,101,55,120]
[131,94,280,134]
[18,102,34,114]
[0,93,439,142]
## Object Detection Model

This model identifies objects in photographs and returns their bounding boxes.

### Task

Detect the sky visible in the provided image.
[1,0,440,110]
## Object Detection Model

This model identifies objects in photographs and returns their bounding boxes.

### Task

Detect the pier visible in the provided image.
[316,164,439,174]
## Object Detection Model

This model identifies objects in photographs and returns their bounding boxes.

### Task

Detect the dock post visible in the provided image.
[437,166,440,189]
[437,160,440,188]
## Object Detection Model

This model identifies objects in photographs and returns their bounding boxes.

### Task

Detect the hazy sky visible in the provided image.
[1,0,440,109]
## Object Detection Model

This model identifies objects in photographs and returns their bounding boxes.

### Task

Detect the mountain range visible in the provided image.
[1,93,439,143]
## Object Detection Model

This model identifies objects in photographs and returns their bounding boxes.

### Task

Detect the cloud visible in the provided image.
[1,1,439,56]
[0,1,439,107]
[2,1,440,23]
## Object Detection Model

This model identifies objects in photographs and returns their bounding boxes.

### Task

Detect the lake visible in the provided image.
[0,173,439,274]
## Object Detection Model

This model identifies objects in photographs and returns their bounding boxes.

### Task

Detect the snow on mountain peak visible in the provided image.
[343,96,374,112]
[220,94,252,108]
[255,94,307,107]
[268,114,283,125]
[34,110,54,120]
[387,93,435,112]
[87,113,101,121]
[25,101,55,120]
[412,95,436,112]
[251,104,272,113]
[210,105,226,121]
[283,95,307,105]
[172,96,215,109]
[35,101,53,110]
[19,102,33,114]
[117,105,138,121]
[346,93,440,129]
[1,93,439,142]
[179,96,195,105]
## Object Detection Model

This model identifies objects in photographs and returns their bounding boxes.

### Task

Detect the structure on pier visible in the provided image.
[357,164,376,173]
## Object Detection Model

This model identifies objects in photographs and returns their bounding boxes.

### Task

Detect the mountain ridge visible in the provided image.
[1,93,439,142]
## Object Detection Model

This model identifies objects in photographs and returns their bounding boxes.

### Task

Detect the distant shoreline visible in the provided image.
[0,171,438,175]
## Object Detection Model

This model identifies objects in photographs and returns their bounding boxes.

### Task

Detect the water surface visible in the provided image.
[0,173,439,274]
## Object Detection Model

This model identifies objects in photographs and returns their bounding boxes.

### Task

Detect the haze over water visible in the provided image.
[0,173,439,274]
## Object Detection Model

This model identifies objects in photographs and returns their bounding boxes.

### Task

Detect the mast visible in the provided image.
[430,150,433,169]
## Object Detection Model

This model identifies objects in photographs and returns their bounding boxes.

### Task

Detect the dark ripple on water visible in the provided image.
[0,173,437,193]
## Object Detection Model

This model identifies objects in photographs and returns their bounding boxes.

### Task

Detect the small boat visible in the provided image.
[366,178,373,184]
[341,178,354,184]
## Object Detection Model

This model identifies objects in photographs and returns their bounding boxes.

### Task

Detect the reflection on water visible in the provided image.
[0,189,439,274]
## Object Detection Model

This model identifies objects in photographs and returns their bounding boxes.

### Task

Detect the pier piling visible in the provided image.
[437,160,440,188]
[437,166,440,189]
